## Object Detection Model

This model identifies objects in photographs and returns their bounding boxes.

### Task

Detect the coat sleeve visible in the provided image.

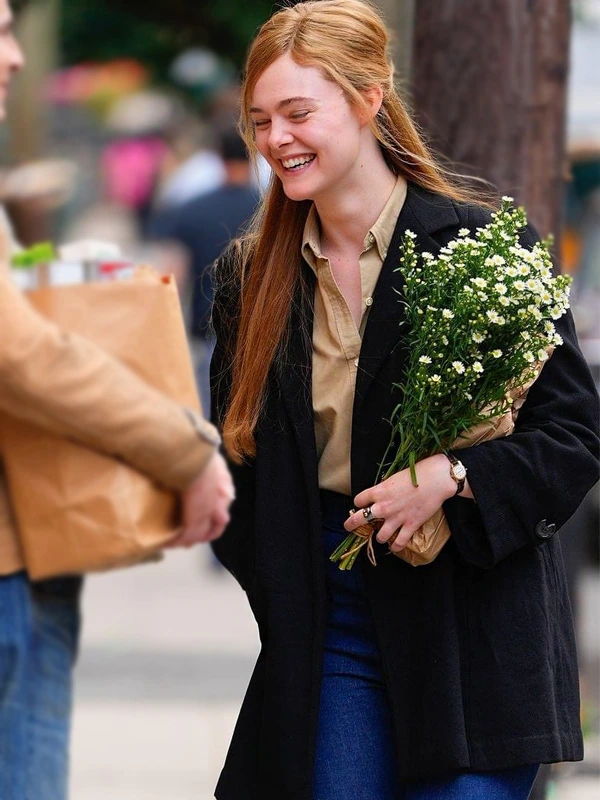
[443,222,600,568]
[0,269,219,492]
[209,249,257,592]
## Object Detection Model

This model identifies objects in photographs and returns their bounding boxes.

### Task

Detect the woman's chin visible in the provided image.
[281,184,315,202]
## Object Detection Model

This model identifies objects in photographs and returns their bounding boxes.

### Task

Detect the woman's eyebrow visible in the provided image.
[249,96,318,114]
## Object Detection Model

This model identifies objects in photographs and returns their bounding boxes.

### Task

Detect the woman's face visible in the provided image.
[250,52,369,205]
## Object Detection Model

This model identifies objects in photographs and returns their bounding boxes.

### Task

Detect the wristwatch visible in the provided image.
[445,452,467,495]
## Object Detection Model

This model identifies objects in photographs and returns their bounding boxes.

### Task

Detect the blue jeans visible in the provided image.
[313,491,539,800]
[0,571,82,800]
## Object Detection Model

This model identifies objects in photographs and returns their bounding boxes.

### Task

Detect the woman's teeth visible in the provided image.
[282,155,316,170]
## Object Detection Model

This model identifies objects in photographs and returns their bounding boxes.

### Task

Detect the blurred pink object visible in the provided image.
[101,138,167,209]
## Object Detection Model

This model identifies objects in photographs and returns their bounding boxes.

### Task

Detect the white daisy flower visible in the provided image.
[452,361,466,374]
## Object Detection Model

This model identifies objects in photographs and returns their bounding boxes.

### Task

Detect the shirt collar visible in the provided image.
[301,175,408,272]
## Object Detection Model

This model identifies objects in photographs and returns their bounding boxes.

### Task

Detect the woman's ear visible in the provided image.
[358,85,384,125]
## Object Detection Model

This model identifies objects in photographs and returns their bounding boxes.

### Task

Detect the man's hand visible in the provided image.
[167,452,235,548]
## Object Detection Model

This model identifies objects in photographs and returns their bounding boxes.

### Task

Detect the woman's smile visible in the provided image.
[280,153,317,172]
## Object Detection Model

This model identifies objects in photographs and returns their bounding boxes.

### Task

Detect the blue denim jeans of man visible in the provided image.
[313,491,539,800]
[0,570,82,800]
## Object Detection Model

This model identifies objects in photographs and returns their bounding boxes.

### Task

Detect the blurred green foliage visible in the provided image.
[59,0,276,77]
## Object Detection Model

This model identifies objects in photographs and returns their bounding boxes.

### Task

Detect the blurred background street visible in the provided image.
[70,551,259,799]
[70,551,599,800]
[1,1,599,798]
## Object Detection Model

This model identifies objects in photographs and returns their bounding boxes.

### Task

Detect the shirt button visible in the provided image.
[365,296,373,307]
[354,358,359,367]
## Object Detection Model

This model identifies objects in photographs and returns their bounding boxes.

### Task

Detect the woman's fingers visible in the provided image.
[344,503,380,531]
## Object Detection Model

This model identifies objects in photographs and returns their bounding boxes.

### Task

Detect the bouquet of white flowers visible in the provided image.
[331,198,571,570]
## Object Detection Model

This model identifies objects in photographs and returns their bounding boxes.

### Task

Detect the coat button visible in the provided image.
[365,296,373,307]
[535,519,557,540]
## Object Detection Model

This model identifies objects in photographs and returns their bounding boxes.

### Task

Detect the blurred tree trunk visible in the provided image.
[376,0,415,88]
[9,0,60,164]
[410,0,571,248]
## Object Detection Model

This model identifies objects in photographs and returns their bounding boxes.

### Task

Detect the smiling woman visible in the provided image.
[249,54,380,205]
[209,2,600,800]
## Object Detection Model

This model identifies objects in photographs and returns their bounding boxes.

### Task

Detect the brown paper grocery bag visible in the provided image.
[1,267,200,579]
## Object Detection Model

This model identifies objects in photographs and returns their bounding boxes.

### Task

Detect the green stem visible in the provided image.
[409,451,418,487]
[329,534,358,564]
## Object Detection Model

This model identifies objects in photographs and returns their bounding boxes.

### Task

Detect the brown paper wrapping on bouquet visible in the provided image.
[0,268,200,579]
[355,357,551,567]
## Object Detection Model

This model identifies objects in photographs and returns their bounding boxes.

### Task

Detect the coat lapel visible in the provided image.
[354,183,461,413]
[277,267,320,489]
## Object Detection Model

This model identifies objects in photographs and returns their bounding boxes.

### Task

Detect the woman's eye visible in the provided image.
[253,120,270,129]
[290,111,310,121]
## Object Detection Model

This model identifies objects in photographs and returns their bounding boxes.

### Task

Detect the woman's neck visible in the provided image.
[315,161,401,256]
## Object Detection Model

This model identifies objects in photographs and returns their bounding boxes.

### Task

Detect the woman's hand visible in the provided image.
[344,454,472,553]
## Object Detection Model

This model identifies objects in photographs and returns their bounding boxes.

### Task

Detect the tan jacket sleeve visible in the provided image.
[0,270,219,491]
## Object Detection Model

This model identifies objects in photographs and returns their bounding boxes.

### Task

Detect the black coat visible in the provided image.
[210,184,600,800]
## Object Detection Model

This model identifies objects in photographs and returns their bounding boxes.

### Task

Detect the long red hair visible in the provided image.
[222,0,492,463]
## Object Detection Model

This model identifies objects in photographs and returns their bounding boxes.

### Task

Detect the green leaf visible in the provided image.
[11,242,57,268]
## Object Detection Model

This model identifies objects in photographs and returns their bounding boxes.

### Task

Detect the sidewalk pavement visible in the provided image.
[70,549,600,799]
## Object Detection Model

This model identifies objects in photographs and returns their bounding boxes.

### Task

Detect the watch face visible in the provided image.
[452,462,467,481]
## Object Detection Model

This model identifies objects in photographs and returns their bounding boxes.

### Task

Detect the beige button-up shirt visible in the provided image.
[302,177,407,495]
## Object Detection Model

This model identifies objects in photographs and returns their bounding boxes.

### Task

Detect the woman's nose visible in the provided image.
[268,120,293,151]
